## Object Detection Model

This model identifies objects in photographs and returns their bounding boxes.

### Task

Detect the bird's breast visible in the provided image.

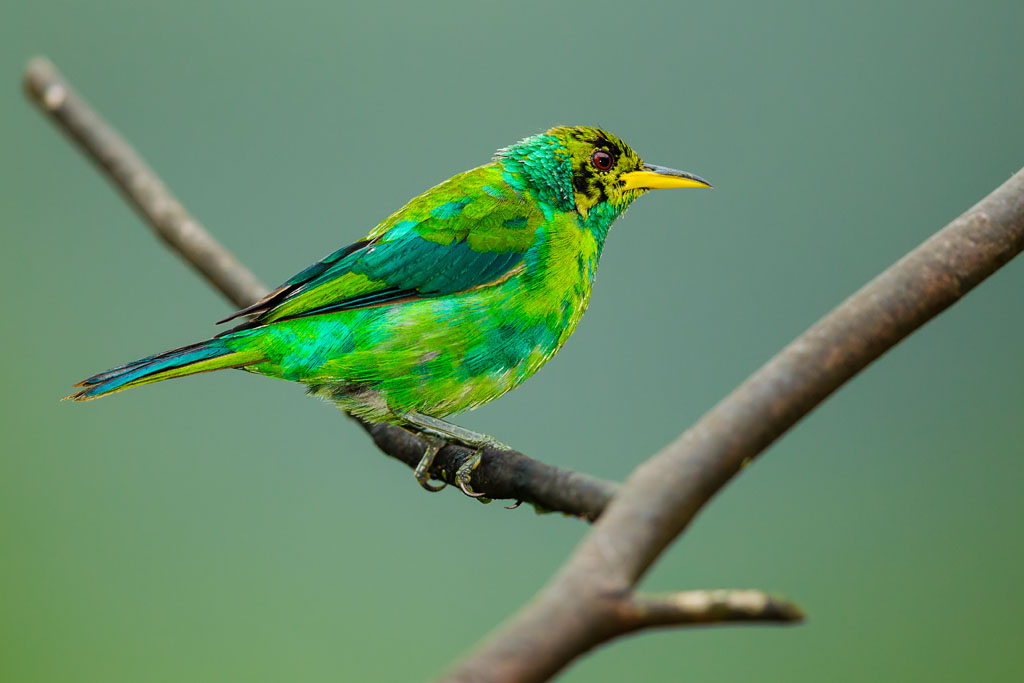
[514,220,603,353]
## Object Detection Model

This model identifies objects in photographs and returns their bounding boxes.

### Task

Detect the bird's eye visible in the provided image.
[591,149,614,171]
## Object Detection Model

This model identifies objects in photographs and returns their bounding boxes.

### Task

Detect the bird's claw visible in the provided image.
[414,439,447,493]
[417,476,447,493]
[455,449,486,498]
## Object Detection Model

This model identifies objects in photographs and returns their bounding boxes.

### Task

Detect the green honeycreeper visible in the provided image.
[69,126,710,495]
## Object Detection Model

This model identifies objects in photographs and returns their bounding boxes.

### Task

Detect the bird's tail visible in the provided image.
[66,337,264,401]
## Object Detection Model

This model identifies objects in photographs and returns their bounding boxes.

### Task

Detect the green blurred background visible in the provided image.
[4,1,1023,681]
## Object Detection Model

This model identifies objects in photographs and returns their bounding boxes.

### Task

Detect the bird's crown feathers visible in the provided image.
[495,125,647,218]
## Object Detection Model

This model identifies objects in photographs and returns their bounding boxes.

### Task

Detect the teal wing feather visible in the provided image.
[218,164,542,326]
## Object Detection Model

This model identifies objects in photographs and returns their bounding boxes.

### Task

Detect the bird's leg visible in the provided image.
[413,434,448,493]
[401,411,510,450]
[400,411,509,498]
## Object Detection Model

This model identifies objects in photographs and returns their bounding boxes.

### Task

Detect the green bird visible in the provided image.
[69,126,710,495]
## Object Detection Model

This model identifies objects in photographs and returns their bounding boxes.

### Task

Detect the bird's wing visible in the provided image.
[218,165,542,326]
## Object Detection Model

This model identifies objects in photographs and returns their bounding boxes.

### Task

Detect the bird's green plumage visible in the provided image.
[71,126,703,430]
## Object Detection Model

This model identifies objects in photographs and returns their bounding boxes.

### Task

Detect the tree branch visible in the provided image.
[23,58,267,309]
[620,590,804,631]
[357,418,617,519]
[23,57,617,522]
[443,169,1024,681]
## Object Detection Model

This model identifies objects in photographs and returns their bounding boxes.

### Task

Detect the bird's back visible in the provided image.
[230,161,605,421]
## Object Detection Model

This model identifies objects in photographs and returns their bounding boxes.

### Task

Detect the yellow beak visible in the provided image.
[620,164,712,191]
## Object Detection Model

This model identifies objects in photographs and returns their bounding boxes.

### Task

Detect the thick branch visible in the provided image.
[23,57,617,521]
[445,169,1024,680]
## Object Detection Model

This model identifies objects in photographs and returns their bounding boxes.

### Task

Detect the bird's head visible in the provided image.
[495,125,710,221]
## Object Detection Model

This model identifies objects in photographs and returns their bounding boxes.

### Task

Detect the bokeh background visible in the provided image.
[4,1,1024,681]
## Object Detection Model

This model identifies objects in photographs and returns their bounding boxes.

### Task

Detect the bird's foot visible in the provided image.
[400,411,510,498]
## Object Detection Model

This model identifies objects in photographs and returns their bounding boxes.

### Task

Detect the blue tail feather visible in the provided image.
[69,340,233,400]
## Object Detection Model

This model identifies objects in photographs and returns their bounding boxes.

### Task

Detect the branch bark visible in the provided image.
[23,57,618,522]
[25,56,1024,682]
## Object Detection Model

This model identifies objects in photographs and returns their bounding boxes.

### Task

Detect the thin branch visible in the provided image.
[444,169,1024,681]
[357,418,617,520]
[620,590,804,631]
[23,58,267,308]
[499,588,805,657]
[23,57,617,521]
